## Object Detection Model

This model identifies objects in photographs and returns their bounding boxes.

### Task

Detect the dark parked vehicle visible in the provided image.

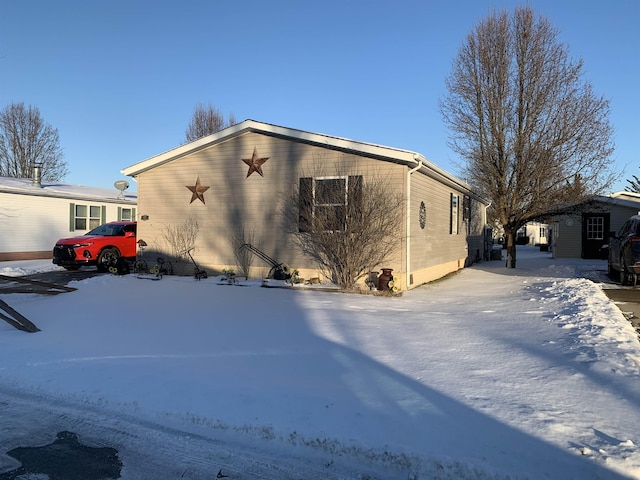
[607,215,640,286]
[53,221,137,272]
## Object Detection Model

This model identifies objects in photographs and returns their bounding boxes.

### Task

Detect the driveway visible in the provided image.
[559,259,640,337]
[20,267,104,286]
[603,288,640,334]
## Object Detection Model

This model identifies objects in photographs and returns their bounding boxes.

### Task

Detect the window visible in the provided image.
[74,204,87,230]
[118,207,135,221]
[450,194,459,234]
[299,176,362,232]
[89,206,102,229]
[586,216,604,240]
[539,227,546,238]
[70,203,105,231]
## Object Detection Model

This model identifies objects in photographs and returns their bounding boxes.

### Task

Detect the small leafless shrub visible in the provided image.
[231,225,255,280]
[161,216,200,261]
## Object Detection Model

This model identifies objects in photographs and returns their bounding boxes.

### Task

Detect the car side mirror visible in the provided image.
[125,231,135,238]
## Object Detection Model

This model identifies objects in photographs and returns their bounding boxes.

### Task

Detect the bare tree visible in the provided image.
[184,103,236,142]
[440,6,615,267]
[284,165,403,290]
[0,102,68,180]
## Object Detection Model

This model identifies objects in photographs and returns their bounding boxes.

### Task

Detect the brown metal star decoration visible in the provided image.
[242,147,269,177]
[186,176,210,204]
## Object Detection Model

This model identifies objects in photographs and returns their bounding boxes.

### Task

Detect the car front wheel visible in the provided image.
[97,248,120,272]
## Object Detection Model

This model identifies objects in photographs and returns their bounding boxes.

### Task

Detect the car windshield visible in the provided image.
[86,224,125,237]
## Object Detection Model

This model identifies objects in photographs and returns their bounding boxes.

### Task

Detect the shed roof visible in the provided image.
[122,119,484,200]
[0,176,137,204]
[594,193,640,210]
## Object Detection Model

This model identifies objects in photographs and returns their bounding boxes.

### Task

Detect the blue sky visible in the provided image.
[1,0,637,193]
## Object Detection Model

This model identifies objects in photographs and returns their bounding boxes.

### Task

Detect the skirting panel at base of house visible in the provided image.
[0,251,52,262]
[407,259,465,290]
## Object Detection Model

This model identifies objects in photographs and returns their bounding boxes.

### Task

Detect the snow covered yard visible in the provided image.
[0,247,639,479]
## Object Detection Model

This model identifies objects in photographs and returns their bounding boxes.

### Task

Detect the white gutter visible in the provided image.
[484,202,492,226]
[406,155,423,289]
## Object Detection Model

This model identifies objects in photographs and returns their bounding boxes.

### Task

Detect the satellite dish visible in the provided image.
[114,180,129,192]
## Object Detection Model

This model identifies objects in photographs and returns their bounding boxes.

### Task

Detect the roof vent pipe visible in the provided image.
[32,164,43,188]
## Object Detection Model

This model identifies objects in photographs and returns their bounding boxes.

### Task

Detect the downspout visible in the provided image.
[484,202,492,228]
[406,155,423,290]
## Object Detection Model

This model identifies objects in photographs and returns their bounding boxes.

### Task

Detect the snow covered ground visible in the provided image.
[0,247,639,479]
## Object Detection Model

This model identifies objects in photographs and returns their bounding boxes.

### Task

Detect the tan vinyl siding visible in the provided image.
[552,202,640,258]
[407,172,472,287]
[135,132,407,280]
[610,206,640,234]
[553,217,583,258]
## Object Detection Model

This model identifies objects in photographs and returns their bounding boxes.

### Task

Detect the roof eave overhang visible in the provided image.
[121,119,487,203]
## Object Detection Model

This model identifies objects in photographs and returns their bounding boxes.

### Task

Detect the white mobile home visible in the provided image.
[0,175,137,261]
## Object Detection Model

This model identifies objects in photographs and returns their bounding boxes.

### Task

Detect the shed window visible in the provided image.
[299,176,362,232]
[586,216,604,240]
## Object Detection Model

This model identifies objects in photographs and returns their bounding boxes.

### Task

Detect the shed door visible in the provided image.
[582,213,610,259]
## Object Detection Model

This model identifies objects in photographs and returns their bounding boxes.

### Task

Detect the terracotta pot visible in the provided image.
[378,268,393,291]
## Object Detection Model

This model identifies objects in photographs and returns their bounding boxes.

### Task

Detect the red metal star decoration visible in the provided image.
[242,147,269,177]
[186,176,210,204]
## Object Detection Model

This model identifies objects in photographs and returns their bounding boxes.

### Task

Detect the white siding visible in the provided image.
[0,192,136,260]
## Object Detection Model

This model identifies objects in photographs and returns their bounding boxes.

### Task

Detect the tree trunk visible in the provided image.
[505,229,517,268]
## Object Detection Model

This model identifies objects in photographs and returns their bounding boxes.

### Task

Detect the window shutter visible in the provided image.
[117,207,122,221]
[69,203,75,231]
[450,194,459,234]
[101,206,107,224]
[348,175,363,226]
[299,177,313,233]
[348,175,363,207]
[132,208,137,221]
[449,193,453,235]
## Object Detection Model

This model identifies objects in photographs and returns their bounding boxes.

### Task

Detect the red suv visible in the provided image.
[53,221,137,271]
